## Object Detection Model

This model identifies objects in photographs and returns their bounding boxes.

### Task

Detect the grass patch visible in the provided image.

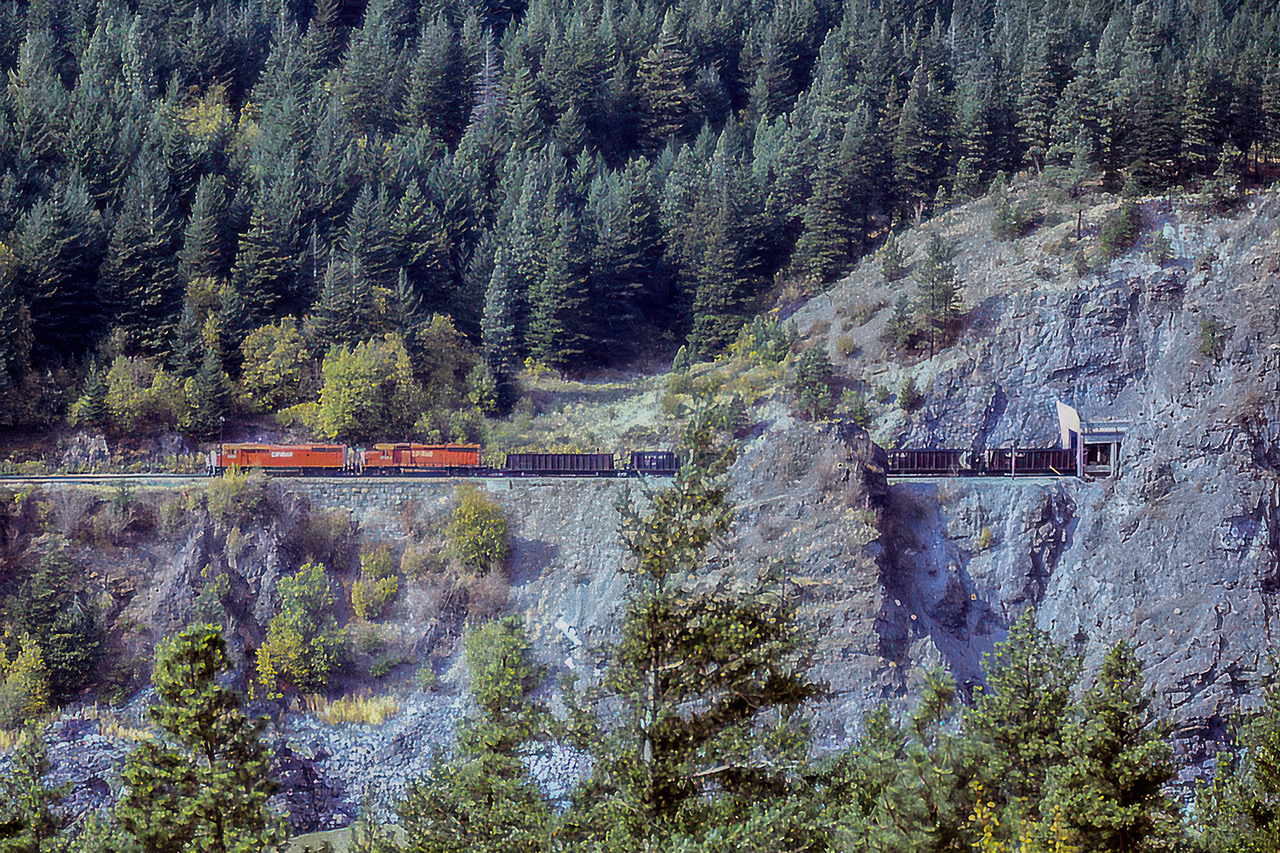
[305,693,400,726]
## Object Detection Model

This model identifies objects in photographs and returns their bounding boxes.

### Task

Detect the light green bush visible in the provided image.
[448,486,510,575]
[256,562,342,697]
[206,468,267,525]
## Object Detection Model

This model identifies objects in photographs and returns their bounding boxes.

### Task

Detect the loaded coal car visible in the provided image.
[630,450,681,476]
[886,448,976,476]
[984,447,1076,476]
[503,452,619,477]
[362,443,483,475]
[212,443,350,475]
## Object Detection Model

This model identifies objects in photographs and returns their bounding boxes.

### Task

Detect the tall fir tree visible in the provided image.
[99,169,182,356]
[179,175,232,285]
[16,177,108,362]
[964,610,1078,836]
[528,207,590,369]
[1047,641,1176,852]
[638,9,695,149]
[481,245,519,412]
[115,625,286,853]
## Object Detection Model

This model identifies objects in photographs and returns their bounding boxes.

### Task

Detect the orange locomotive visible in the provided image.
[213,443,351,474]
[361,443,483,475]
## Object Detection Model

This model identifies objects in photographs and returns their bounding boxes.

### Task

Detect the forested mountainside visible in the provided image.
[0,0,1276,436]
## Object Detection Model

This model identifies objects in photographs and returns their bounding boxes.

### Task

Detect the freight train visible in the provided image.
[886,447,1077,477]
[209,443,681,478]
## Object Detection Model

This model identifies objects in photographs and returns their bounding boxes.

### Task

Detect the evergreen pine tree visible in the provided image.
[529,208,590,369]
[893,62,949,222]
[638,10,695,148]
[16,177,108,362]
[72,359,109,428]
[481,246,519,412]
[1183,59,1224,178]
[795,120,862,282]
[115,625,286,853]
[964,610,1078,835]
[0,731,67,852]
[1017,35,1057,173]
[338,0,404,134]
[400,13,466,145]
[99,169,182,355]
[0,248,32,387]
[179,175,231,285]
[1046,641,1176,852]
[914,232,960,357]
[179,345,233,441]
[1050,45,1105,171]
[231,164,304,321]
[574,421,823,845]
[341,183,397,292]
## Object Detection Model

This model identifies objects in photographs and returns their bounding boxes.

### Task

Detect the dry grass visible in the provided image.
[306,693,400,726]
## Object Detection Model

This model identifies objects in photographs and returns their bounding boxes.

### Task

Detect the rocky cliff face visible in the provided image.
[789,188,1280,749]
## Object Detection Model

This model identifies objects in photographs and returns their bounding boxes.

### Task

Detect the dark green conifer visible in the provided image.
[529,208,590,369]
[16,177,107,362]
[99,169,182,355]
[964,610,1078,833]
[1046,641,1176,851]
[638,10,695,148]
[115,625,286,853]
[481,245,519,411]
[179,175,232,285]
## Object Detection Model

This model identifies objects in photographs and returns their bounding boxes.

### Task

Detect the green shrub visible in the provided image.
[370,650,411,677]
[316,334,423,442]
[728,317,797,366]
[880,232,907,282]
[884,294,915,350]
[415,663,436,692]
[0,631,50,730]
[709,393,748,435]
[1198,318,1229,359]
[401,541,444,578]
[8,538,104,703]
[1099,201,1142,261]
[297,507,354,569]
[103,355,183,433]
[992,195,1020,240]
[240,319,312,412]
[206,468,267,525]
[194,564,230,624]
[666,371,696,396]
[448,486,510,575]
[790,347,836,420]
[845,393,872,429]
[256,562,342,697]
[898,377,922,412]
[352,550,401,622]
[1145,232,1174,265]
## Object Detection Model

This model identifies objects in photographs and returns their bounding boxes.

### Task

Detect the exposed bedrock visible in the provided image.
[790,193,1280,746]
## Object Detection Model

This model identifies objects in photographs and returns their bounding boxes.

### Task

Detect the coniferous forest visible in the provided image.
[0,0,1276,435]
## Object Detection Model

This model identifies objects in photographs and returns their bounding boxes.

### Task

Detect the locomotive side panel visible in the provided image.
[220,444,347,472]
[364,444,483,471]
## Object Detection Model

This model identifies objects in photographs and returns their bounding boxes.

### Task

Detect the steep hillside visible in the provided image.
[789,183,1280,749]
[13,184,1280,829]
